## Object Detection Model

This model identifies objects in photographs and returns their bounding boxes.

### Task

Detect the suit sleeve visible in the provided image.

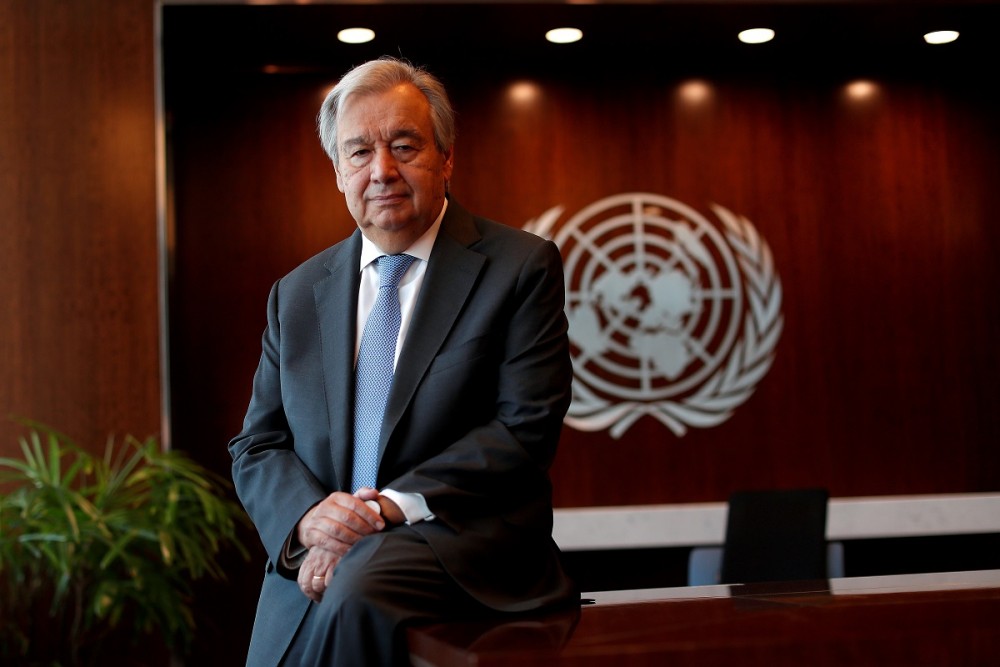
[228,280,328,571]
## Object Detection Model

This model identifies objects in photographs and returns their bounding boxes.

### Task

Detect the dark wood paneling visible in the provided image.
[443,73,1000,506]
[167,75,351,476]
[0,0,160,453]
[168,67,1000,509]
[0,1,161,664]
[163,5,1000,666]
[2,1,989,665]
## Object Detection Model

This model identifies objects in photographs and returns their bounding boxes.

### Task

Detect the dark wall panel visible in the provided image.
[162,5,1000,665]
[0,0,160,455]
[444,73,1000,506]
[0,1,161,664]
[4,1,992,665]
[168,69,1000,509]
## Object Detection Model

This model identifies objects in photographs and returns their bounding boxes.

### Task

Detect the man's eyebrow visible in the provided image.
[340,136,371,153]
[340,128,426,152]
[386,128,425,143]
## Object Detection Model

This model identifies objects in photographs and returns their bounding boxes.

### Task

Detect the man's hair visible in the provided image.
[317,57,455,166]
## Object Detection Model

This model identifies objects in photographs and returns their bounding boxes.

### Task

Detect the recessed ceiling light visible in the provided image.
[508,81,541,103]
[738,28,775,45]
[338,28,375,45]
[678,80,713,105]
[545,27,583,44]
[924,30,959,45]
[845,80,879,101]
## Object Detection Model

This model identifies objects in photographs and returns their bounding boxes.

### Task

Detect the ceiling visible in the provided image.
[162,1,1000,85]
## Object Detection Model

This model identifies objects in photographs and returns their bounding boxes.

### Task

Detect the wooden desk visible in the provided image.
[408,570,1000,666]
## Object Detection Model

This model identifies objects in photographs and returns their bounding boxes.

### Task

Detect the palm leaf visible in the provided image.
[1,421,251,665]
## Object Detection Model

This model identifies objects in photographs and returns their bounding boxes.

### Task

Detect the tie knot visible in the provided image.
[376,254,415,289]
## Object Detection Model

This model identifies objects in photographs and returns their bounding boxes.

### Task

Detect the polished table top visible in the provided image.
[408,570,1000,666]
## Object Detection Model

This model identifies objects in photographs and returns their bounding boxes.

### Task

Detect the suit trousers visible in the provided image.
[278,525,486,667]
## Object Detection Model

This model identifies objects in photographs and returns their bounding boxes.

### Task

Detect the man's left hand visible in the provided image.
[298,545,339,602]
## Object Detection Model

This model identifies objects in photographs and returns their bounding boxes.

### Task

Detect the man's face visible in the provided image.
[334,83,454,254]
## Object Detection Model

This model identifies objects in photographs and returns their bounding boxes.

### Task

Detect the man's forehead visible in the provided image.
[340,84,429,117]
[338,88,433,148]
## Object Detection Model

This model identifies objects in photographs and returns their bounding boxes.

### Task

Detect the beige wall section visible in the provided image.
[553,494,1000,551]
[0,0,161,455]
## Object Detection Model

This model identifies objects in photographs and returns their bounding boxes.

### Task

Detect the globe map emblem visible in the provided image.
[525,193,783,438]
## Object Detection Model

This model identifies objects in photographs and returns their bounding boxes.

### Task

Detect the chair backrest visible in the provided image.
[719,488,830,584]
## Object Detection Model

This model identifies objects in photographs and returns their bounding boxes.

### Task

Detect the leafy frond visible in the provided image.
[0,421,251,666]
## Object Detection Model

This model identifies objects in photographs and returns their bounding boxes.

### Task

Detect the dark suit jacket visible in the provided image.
[229,200,577,666]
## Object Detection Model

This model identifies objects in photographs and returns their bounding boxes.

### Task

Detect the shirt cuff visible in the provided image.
[280,533,308,571]
[380,488,435,525]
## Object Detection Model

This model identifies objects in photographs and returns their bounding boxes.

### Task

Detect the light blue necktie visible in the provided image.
[351,253,416,493]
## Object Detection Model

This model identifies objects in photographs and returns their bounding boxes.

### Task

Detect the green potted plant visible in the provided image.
[0,421,250,666]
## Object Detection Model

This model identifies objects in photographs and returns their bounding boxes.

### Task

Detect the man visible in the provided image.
[229,57,577,666]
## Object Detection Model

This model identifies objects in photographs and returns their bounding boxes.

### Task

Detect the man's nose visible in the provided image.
[370,149,399,182]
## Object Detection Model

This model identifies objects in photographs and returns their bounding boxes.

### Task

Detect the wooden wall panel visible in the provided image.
[0,0,160,455]
[0,1,989,665]
[444,74,1000,506]
[167,76,351,475]
[162,5,1000,665]
[0,1,161,664]
[168,67,1000,510]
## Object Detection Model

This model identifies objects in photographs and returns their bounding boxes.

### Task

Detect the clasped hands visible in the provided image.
[296,487,404,602]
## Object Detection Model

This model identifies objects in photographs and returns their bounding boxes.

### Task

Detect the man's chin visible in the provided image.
[365,216,414,234]
[361,219,423,254]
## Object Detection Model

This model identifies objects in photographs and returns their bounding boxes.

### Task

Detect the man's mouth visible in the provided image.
[369,192,407,204]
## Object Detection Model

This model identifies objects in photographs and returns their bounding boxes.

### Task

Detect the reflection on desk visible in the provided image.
[409,570,1000,666]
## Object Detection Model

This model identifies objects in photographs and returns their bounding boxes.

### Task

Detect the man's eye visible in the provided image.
[351,149,371,158]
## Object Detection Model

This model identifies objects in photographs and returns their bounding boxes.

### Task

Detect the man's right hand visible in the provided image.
[296,489,385,554]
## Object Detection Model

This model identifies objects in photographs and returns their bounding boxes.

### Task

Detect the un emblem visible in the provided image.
[524,193,783,438]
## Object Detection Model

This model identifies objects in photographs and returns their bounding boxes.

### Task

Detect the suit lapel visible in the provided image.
[314,233,363,491]
[380,202,485,455]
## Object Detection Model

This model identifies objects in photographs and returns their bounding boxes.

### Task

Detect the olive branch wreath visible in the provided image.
[526,201,783,438]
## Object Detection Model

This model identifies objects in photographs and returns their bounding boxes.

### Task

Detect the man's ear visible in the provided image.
[334,162,346,193]
[441,147,454,185]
